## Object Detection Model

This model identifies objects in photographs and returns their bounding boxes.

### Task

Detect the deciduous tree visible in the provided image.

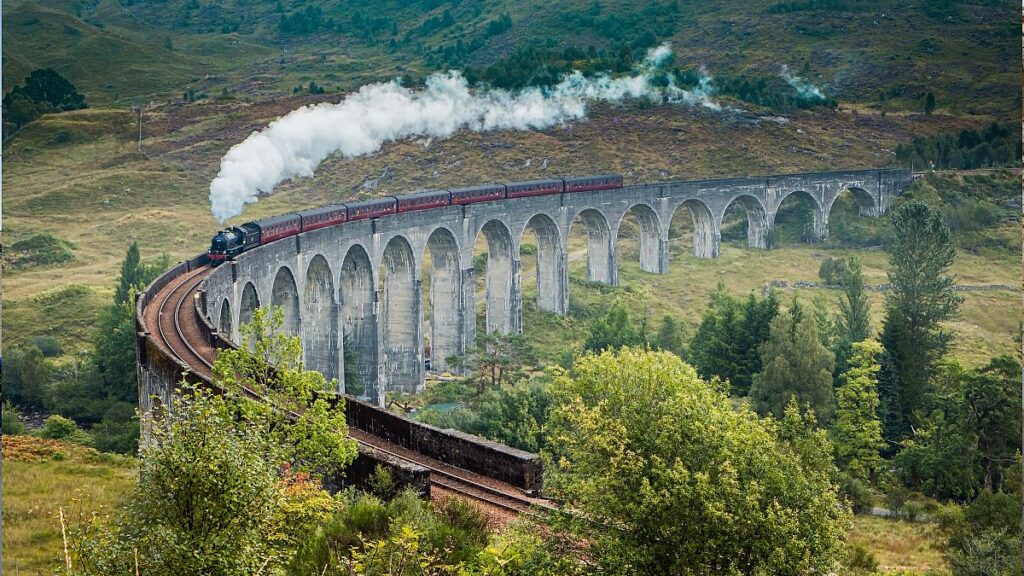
[545,348,847,575]
[831,340,885,482]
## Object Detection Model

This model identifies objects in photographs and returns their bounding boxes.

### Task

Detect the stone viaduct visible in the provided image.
[201,168,912,405]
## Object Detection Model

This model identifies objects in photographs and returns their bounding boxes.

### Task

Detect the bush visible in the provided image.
[29,335,63,357]
[92,415,139,455]
[844,542,879,574]
[839,473,874,514]
[2,401,26,435]
[818,256,849,285]
[39,414,78,439]
[885,484,911,518]
[903,500,926,522]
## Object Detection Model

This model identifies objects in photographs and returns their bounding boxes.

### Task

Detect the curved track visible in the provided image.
[144,265,546,522]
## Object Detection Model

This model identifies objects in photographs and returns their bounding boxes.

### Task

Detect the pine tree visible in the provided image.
[833,256,872,378]
[832,340,885,482]
[114,241,143,305]
[751,298,836,422]
[653,315,685,358]
[878,201,961,442]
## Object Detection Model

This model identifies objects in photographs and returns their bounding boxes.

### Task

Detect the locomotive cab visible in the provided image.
[208,228,246,266]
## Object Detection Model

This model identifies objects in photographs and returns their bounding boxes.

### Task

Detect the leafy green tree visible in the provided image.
[582,300,647,353]
[831,340,885,482]
[833,256,872,378]
[342,333,363,396]
[212,306,358,479]
[652,314,685,358]
[2,345,51,409]
[2,68,87,135]
[879,201,961,442]
[446,332,535,395]
[544,348,848,575]
[71,384,335,576]
[2,401,25,435]
[471,383,550,452]
[750,298,836,422]
[938,490,1022,576]
[689,284,779,396]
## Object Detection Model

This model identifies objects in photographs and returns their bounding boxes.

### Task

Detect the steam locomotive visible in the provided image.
[208,174,623,265]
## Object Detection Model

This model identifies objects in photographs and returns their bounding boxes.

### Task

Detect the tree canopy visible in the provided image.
[544,348,847,575]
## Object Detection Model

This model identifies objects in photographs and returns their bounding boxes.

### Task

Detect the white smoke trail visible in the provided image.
[209,44,717,222]
[780,64,825,101]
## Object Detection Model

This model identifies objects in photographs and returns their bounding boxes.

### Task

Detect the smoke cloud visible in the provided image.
[780,65,825,101]
[209,44,716,222]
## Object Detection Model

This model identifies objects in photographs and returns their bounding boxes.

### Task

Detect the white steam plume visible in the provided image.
[780,64,825,101]
[209,44,716,222]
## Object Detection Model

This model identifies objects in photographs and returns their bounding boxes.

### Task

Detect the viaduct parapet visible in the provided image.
[200,168,912,404]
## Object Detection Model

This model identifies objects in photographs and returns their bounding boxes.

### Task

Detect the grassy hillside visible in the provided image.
[1,435,138,575]
[3,0,1019,117]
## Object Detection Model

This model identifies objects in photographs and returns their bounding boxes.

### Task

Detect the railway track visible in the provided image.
[145,265,547,521]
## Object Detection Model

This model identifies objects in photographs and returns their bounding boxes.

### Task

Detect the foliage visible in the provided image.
[28,335,63,357]
[69,385,327,576]
[688,284,779,396]
[818,255,849,285]
[2,401,26,435]
[3,232,76,270]
[937,490,1022,576]
[652,314,686,358]
[750,298,836,422]
[2,344,52,409]
[289,489,493,576]
[879,201,961,443]
[445,332,535,395]
[2,68,87,137]
[582,299,648,353]
[38,414,82,440]
[834,256,872,377]
[343,333,363,396]
[832,340,885,482]
[545,348,848,575]
[213,306,358,479]
[896,122,1020,170]
[894,357,1022,499]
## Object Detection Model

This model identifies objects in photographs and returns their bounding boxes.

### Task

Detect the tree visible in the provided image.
[688,284,779,396]
[833,256,872,378]
[544,348,848,575]
[652,314,685,358]
[750,298,836,422]
[831,340,885,482]
[114,241,142,305]
[924,91,936,115]
[878,201,961,442]
[446,332,535,395]
[2,68,87,135]
[342,334,362,396]
[212,306,358,479]
[71,384,338,576]
[582,300,647,353]
[896,357,1022,498]
[2,345,51,409]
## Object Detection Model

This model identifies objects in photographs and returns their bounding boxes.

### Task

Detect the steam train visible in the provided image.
[208,174,623,264]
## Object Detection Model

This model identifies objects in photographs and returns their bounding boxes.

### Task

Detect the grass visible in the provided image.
[848,515,947,573]
[1,435,138,576]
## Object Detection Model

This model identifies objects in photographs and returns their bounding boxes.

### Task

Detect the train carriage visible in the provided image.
[450,184,506,205]
[505,178,564,199]
[396,189,451,213]
[347,197,398,221]
[564,174,623,193]
[299,204,348,233]
[255,213,302,244]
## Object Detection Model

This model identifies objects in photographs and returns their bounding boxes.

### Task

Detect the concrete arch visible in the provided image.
[303,255,339,385]
[379,235,422,394]
[218,299,232,336]
[616,203,663,274]
[569,208,614,284]
[239,281,260,336]
[477,219,516,335]
[825,185,877,220]
[340,244,378,400]
[722,194,769,249]
[520,213,566,315]
[669,199,716,259]
[772,190,827,243]
[424,227,462,373]
[271,266,301,337]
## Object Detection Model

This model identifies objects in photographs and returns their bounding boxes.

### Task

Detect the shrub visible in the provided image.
[5,233,76,269]
[903,500,926,522]
[39,414,78,439]
[838,472,874,514]
[2,401,26,435]
[29,335,63,357]
[818,256,849,285]
[885,484,911,518]
[844,542,879,574]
